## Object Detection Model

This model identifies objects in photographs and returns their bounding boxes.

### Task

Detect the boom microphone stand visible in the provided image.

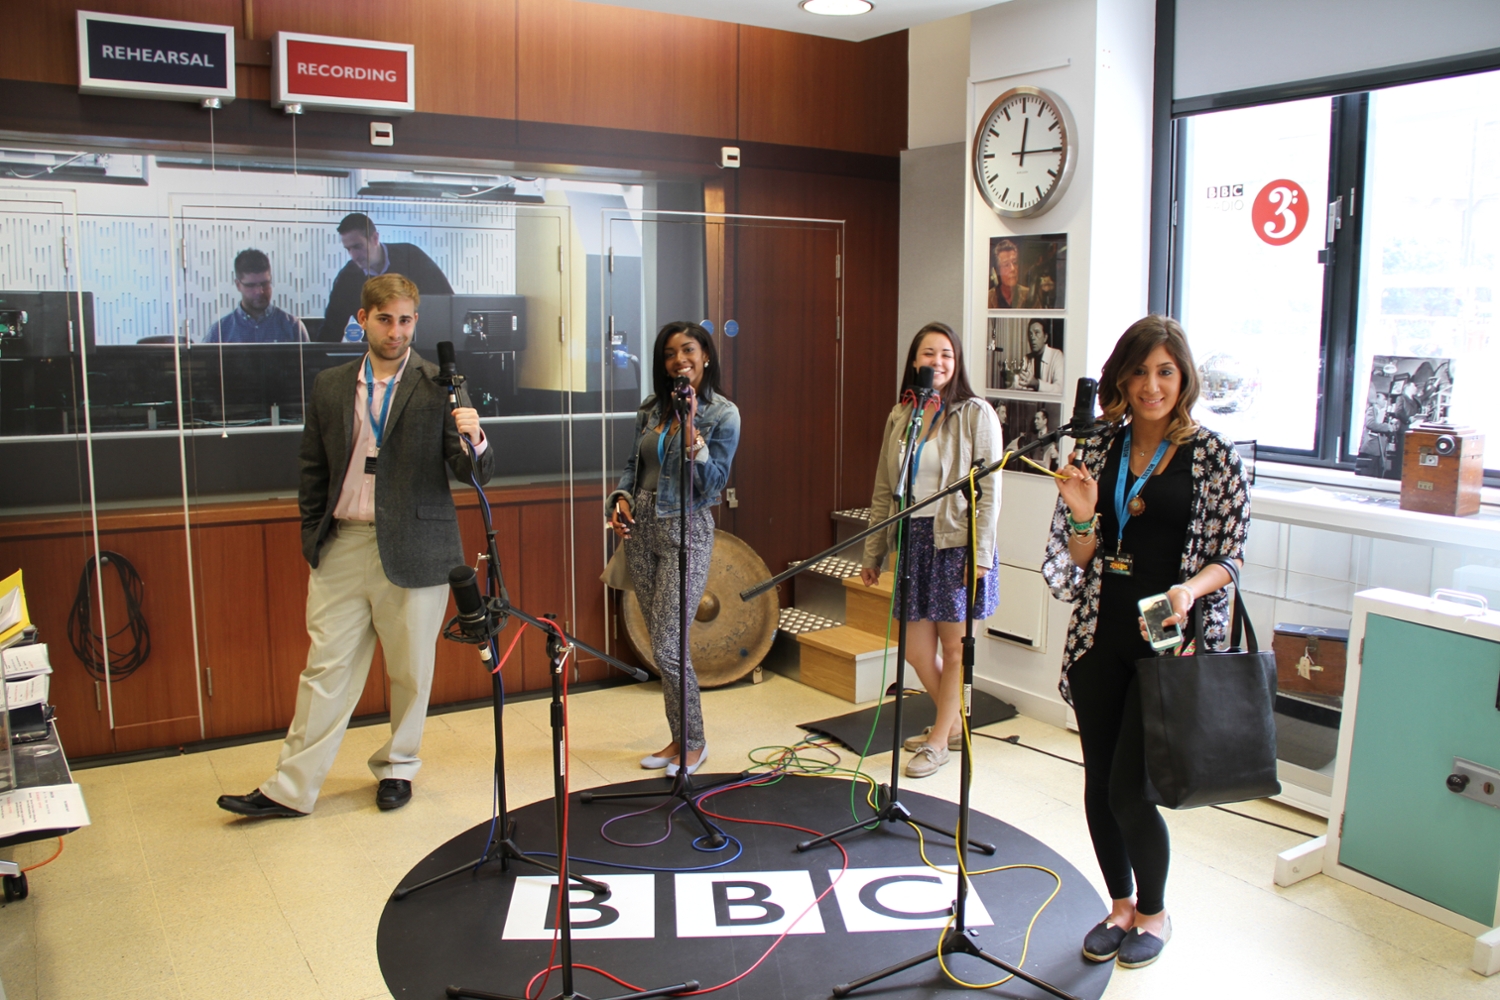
[741,379,1104,998]
[580,378,740,847]
[395,344,648,902]
[795,371,996,857]
[447,621,697,1000]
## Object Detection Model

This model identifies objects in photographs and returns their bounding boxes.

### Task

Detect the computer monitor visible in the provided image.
[0,291,96,357]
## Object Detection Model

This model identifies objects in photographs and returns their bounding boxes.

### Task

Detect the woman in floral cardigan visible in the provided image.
[1042,315,1250,970]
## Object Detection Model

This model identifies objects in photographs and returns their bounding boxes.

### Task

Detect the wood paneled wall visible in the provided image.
[6,0,906,157]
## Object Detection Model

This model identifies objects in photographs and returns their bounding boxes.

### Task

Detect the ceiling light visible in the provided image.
[800,0,874,15]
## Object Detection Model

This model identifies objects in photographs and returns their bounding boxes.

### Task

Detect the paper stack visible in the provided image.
[1,644,51,711]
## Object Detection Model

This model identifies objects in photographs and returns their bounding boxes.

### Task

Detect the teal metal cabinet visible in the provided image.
[1276,589,1500,975]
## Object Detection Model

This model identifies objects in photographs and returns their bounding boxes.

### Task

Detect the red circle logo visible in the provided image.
[1251,180,1310,246]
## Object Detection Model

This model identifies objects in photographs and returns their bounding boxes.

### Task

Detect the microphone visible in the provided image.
[447,565,494,663]
[915,365,935,397]
[1067,377,1100,435]
[435,340,466,408]
[671,374,693,412]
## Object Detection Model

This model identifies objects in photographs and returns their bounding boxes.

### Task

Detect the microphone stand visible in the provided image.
[580,384,743,846]
[830,439,1082,1000]
[395,366,649,902]
[792,391,997,857]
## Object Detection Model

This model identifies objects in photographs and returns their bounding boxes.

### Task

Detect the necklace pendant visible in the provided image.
[1128,496,1146,516]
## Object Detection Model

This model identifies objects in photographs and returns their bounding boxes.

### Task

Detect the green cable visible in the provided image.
[846,499,904,828]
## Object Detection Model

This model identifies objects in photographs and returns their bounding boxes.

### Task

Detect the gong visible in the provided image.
[622,529,780,687]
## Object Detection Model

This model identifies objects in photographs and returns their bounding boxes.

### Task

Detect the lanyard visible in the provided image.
[908,400,943,492]
[1113,425,1169,547]
[363,354,401,450]
[656,418,683,466]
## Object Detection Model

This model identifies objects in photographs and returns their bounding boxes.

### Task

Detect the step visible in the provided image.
[832,507,873,546]
[761,607,842,686]
[795,624,908,704]
[789,554,861,623]
[842,570,897,636]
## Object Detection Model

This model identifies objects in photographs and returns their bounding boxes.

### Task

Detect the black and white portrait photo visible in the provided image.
[987,316,1064,396]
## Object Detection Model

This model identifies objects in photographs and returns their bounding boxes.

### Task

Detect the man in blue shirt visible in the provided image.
[204,249,309,343]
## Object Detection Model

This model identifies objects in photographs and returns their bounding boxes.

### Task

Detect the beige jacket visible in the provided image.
[861,396,1004,571]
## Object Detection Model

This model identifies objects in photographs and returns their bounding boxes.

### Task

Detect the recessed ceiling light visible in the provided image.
[800,0,874,15]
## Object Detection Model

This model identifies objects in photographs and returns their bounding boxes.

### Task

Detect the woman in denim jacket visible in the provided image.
[607,321,740,777]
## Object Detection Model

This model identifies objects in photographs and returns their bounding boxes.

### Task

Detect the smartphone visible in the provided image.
[1137,593,1183,651]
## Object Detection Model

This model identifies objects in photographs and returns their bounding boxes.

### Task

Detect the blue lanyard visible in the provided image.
[908,401,943,491]
[363,354,399,450]
[1113,426,1170,547]
[656,419,683,466]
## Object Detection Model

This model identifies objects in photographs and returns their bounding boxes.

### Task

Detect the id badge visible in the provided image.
[364,455,378,476]
[1103,550,1134,576]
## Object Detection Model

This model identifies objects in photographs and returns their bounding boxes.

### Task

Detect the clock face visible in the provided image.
[973,87,1075,218]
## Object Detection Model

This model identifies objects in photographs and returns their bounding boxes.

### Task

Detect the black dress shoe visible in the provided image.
[216,790,306,819]
[377,778,412,811]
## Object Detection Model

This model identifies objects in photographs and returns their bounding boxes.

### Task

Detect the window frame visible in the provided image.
[1154,46,1500,482]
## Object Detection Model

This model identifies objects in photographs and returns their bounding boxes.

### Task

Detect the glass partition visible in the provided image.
[0,141,850,751]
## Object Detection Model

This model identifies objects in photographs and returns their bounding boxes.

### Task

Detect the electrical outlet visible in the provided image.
[370,122,394,146]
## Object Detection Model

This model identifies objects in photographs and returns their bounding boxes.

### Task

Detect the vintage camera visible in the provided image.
[1400,424,1483,517]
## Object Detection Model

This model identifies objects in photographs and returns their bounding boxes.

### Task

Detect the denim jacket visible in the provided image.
[607,393,740,518]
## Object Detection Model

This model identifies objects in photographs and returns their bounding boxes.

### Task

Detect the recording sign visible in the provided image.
[76,10,235,103]
[272,32,415,114]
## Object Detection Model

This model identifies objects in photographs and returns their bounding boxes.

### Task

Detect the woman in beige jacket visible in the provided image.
[860,322,1003,777]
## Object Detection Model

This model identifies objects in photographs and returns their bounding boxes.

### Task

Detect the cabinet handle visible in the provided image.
[94,681,101,712]
[206,667,214,698]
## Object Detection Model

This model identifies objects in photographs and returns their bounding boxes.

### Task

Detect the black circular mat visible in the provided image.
[379,774,1113,1000]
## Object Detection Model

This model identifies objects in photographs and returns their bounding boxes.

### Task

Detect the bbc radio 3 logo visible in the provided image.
[502,866,996,940]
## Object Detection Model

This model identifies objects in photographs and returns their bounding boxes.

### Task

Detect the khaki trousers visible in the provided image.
[261,521,449,812]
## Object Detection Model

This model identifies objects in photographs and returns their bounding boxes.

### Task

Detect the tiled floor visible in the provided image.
[0,673,1493,999]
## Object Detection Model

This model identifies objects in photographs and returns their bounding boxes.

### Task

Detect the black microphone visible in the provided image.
[435,340,466,407]
[671,374,693,411]
[915,365,935,397]
[1068,377,1099,434]
[447,565,494,663]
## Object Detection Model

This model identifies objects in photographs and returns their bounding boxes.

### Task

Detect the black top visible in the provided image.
[320,243,455,342]
[1096,432,1193,615]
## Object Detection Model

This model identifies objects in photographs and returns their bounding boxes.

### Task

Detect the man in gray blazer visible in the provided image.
[218,273,494,818]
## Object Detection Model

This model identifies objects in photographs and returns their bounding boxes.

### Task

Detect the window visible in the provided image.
[1171,64,1500,479]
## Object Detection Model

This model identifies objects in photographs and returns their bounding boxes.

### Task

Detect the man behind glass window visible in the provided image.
[204,249,310,343]
[321,213,454,342]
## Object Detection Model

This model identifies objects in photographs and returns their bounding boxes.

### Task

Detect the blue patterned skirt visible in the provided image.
[897,517,1000,622]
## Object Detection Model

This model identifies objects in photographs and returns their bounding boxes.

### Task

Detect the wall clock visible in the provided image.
[972,86,1077,218]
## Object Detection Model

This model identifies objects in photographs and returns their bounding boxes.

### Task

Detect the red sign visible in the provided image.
[273,32,414,113]
[1251,179,1310,246]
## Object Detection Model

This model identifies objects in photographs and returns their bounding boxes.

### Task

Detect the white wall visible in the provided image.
[1175,0,1500,100]
[908,14,973,150]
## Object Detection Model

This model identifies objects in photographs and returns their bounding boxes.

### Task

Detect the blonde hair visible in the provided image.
[361,273,421,313]
[1098,315,1200,445]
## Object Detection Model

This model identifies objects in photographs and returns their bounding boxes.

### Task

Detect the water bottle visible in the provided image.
[343,316,364,342]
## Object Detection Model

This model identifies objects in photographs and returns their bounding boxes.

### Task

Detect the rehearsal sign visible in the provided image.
[76,11,236,103]
[272,33,415,114]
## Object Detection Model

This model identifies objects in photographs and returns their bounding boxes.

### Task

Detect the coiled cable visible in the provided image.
[67,552,151,682]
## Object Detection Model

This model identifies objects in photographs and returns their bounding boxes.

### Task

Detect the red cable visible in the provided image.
[527,625,574,1000]
[492,621,530,675]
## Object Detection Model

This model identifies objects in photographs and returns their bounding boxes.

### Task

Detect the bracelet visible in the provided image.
[1169,584,1195,606]
[1066,512,1099,537]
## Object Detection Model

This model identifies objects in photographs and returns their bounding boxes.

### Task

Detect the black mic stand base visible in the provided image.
[447,980,702,1000]
[794,787,997,856]
[831,925,1082,1000]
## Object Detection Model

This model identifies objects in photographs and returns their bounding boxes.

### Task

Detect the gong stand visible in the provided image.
[582,388,741,847]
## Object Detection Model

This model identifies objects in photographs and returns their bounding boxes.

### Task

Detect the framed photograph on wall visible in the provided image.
[1354,355,1455,479]
[987,233,1066,309]
[989,397,1064,475]
[987,316,1064,396]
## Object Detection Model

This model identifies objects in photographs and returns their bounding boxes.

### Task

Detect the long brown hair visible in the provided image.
[899,322,977,409]
[1098,315,1200,444]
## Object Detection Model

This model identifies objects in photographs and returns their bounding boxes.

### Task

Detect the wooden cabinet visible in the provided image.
[0,482,611,760]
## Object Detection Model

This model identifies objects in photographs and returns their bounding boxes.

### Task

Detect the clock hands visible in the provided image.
[1016,117,1029,166]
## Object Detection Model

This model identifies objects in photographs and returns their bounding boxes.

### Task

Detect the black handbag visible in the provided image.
[1137,559,1281,809]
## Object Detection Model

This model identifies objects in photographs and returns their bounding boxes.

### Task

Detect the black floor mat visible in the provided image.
[800,689,1018,752]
